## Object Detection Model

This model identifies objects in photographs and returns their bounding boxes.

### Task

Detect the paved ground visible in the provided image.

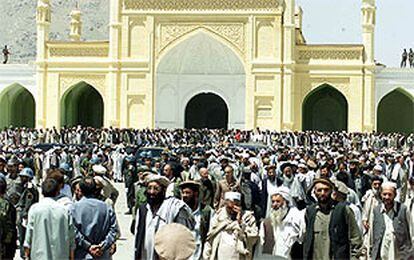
[113,183,135,259]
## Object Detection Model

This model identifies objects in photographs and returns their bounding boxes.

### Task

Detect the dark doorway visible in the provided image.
[377,89,414,134]
[185,93,228,129]
[303,85,348,132]
[61,82,104,128]
[0,84,35,128]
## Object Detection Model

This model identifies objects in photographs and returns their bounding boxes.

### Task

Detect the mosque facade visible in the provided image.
[0,0,412,133]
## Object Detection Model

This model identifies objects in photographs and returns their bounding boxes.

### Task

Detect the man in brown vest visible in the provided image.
[256,186,305,259]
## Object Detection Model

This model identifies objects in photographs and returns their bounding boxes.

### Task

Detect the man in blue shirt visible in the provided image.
[71,176,119,259]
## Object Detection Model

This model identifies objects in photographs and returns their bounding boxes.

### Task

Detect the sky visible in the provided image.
[296,0,411,67]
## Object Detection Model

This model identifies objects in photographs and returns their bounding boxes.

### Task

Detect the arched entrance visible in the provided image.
[0,83,35,128]
[156,32,245,129]
[303,85,348,132]
[377,89,414,134]
[61,82,104,127]
[185,93,228,129]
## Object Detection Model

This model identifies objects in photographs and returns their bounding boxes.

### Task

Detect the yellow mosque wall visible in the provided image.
[35,0,377,132]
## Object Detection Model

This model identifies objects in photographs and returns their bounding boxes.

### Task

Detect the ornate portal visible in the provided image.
[33,0,377,132]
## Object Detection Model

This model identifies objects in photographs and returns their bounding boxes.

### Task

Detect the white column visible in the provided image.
[362,0,376,131]
[107,0,122,127]
[35,0,51,128]
[282,0,296,130]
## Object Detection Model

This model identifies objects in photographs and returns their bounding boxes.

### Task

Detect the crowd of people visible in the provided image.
[0,126,413,259]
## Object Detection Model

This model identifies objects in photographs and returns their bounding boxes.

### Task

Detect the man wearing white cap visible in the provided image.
[203,191,258,260]
[372,164,387,181]
[92,164,119,206]
[371,182,413,259]
[256,186,305,259]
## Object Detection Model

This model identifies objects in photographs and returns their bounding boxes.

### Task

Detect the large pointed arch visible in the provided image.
[302,84,348,132]
[377,88,414,134]
[155,31,246,129]
[60,81,104,128]
[0,83,35,128]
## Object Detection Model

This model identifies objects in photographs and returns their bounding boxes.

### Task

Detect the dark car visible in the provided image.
[33,143,61,152]
[230,142,269,153]
[135,147,165,162]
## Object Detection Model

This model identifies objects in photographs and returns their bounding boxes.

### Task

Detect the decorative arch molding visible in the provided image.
[377,87,414,108]
[304,81,350,104]
[184,92,229,129]
[155,30,246,129]
[0,83,36,128]
[128,95,145,107]
[158,83,177,94]
[302,83,349,132]
[60,81,105,128]
[377,87,414,134]
[0,83,36,99]
[157,24,246,60]
[182,87,230,113]
[59,74,106,98]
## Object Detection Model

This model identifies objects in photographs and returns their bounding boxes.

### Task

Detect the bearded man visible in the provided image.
[261,165,279,217]
[371,182,413,259]
[303,178,363,259]
[203,192,258,260]
[256,186,305,259]
[214,165,239,210]
[279,163,295,189]
[361,175,383,256]
[134,175,195,259]
[180,181,213,260]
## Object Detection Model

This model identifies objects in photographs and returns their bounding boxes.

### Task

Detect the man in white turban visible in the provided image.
[256,186,305,259]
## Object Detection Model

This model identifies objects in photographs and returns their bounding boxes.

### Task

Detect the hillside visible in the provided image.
[0,0,109,63]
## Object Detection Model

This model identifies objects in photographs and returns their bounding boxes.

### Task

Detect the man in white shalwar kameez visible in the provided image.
[111,147,125,182]
[256,187,305,260]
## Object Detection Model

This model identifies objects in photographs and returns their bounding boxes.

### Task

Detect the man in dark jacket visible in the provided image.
[239,168,262,222]
[0,177,17,259]
[303,178,363,259]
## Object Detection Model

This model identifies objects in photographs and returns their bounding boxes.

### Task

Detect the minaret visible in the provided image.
[108,0,122,127]
[362,0,376,64]
[362,0,376,132]
[282,0,296,130]
[36,0,51,128]
[36,0,51,61]
[69,2,82,41]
